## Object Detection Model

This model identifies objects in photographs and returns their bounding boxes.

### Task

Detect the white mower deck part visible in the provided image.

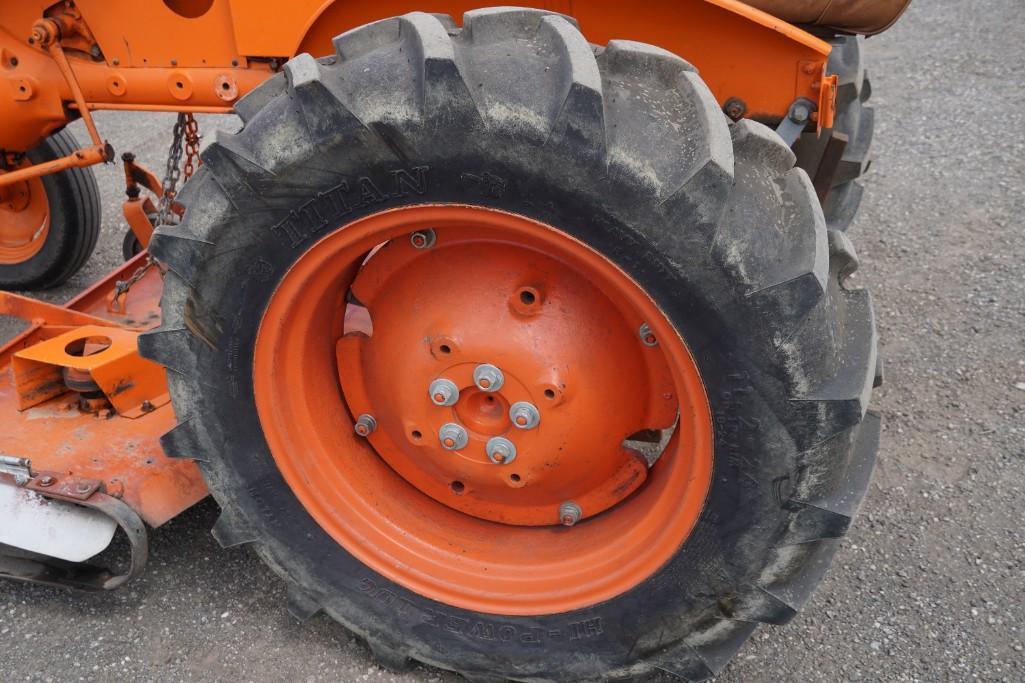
[0,484,117,562]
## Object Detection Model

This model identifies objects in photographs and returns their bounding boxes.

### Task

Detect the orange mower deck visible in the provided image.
[0,254,206,588]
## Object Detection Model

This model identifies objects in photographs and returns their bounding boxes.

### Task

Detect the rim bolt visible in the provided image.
[429,378,459,407]
[409,229,437,250]
[559,501,582,527]
[509,402,540,430]
[639,322,658,347]
[354,414,377,437]
[485,436,517,465]
[439,423,468,451]
[473,364,505,392]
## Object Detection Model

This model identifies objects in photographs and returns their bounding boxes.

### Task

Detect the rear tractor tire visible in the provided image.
[142,9,880,682]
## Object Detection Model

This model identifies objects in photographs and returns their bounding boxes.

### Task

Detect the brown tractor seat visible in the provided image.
[744,0,911,35]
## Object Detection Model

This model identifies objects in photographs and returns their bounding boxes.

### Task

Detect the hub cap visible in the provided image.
[254,206,713,615]
[0,174,49,264]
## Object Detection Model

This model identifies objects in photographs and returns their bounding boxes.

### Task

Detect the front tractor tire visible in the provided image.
[142,9,879,682]
[0,129,101,290]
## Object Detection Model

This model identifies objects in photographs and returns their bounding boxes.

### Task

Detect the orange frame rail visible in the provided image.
[0,0,834,186]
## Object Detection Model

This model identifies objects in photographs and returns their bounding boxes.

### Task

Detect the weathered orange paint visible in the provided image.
[0,254,206,527]
[0,0,831,152]
[255,205,714,615]
[0,170,48,264]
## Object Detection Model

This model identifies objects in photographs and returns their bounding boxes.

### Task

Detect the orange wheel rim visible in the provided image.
[0,174,49,264]
[254,205,713,615]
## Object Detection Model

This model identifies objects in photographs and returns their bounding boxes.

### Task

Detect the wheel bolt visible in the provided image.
[354,414,377,437]
[559,501,582,527]
[485,436,517,465]
[639,322,658,347]
[473,364,505,392]
[439,423,468,451]
[509,402,540,430]
[409,229,436,249]
[429,378,459,407]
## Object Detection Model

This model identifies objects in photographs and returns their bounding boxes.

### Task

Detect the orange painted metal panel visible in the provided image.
[0,255,206,527]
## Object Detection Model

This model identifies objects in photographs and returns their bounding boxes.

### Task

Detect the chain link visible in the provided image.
[118,113,202,310]
[156,113,201,227]
[183,114,201,180]
[111,260,157,313]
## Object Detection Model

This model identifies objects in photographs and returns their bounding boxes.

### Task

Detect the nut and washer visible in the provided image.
[409,229,437,250]
[439,423,469,451]
[509,401,540,430]
[485,436,517,464]
[473,363,505,392]
[559,501,582,527]
[429,378,460,407]
[639,322,658,347]
[354,414,378,437]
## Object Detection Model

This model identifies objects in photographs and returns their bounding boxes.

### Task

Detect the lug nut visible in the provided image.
[439,423,468,451]
[354,414,377,437]
[473,364,505,392]
[409,229,437,249]
[429,378,459,407]
[509,402,540,430]
[559,501,582,527]
[485,436,517,464]
[639,322,658,347]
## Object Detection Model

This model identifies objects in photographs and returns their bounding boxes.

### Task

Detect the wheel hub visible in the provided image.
[0,174,49,263]
[338,225,677,526]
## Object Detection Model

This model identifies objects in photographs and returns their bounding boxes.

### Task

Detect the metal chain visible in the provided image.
[156,113,201,226]
[156,114,186,226]
[183,114,201,180]
[111,260,157,313]
[118,113,201,310]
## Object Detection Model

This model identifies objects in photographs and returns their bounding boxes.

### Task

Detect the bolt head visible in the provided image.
[485,436,517,465]
[410,229,437,250]
[439,423,468,451]
[354,413,377,437]
[38,475,55,487]
[473,364,505,392]
[639,323,658,347]
[559,501,582,527]
[428,378,459,407]
[791,103,811,123]
[509,401,541,430]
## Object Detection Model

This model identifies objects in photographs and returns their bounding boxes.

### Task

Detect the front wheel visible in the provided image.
[142,9,880,681]
[0,129,101,290]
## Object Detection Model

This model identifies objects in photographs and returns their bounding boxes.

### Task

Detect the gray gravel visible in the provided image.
[2,1,1024,680]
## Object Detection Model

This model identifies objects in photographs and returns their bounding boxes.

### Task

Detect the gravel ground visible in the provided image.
[2,1,1023,681]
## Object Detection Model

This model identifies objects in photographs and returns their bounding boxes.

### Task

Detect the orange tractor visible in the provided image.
[0,1,906,680]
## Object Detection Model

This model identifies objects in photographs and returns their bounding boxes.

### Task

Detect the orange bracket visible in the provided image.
[0,17,111,190]
[10,325,170,418]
